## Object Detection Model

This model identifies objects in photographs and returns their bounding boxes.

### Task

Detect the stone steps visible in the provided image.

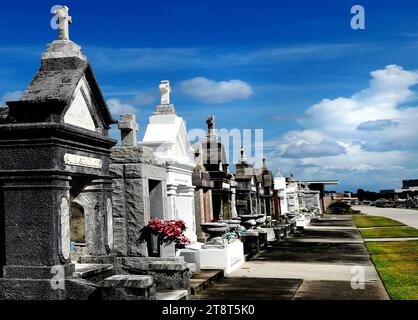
[156,290,189,300]
[190,269,224,295]
[73,263,114,284]
[74,264,114,279]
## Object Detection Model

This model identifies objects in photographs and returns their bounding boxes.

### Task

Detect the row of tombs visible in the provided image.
[0,7,335,300]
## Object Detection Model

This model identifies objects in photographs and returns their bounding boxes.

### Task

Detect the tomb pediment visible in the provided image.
[143,114,195,165]
[5,56,116,133]
[63,77,98,131]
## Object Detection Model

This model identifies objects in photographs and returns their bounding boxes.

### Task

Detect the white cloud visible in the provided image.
[130,90,159,107]
[106,98,137,117]
[179,77,253,103]
[271,65,418,190]
[84,43,369,73]
[281,140,346,158]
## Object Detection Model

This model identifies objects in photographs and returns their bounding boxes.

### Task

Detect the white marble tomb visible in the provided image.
[141,81,197,243]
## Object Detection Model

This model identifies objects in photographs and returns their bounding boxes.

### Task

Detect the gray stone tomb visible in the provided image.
[0,6,157,300]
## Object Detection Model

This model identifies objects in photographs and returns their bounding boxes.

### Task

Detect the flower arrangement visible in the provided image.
[141,218,189,248]
[223,225,246,242]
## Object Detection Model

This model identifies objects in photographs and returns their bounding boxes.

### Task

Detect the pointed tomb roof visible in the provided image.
[5,6,116,132]
[195,115,228,171]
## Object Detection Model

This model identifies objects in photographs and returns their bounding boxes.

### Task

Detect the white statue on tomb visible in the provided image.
[52,6,72,41]
[159,80,171,105]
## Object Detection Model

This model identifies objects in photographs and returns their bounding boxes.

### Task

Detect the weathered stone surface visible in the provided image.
[103,275,153,288]
[110,146,163,166]
[148,269,190,292]
[21,57,87,103]
[118,256,184,267]
[0,279,65,300]
[110,146,168,260]
[109,163,124,177]
[3,263,75,279]
[0,278,99,300]
[65,278,101,300]
[148,262,188,271]
[111,177,126,218]
[74,264,113,279]
[118,114,138,147]
[113,218,127,256]
[102,275,156,300]
[124,178,148,256]
[101,286,156,300]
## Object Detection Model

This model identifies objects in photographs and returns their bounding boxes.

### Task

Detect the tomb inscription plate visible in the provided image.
[64,153,102,169]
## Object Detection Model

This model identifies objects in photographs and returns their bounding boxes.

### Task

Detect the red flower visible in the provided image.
[145,218,189,247]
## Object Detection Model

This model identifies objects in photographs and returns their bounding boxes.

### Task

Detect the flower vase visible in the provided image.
[160,242,176,257]
[147,233,160,257]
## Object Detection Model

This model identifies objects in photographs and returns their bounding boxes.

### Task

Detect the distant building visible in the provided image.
[402,179,418,189]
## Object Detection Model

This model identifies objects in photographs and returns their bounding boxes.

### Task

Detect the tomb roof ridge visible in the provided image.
[14,56,116,127]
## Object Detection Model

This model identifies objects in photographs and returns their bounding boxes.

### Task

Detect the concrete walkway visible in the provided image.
[193,215,389,300]
[354,205,418,229]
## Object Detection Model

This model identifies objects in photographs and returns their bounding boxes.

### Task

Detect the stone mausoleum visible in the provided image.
[0,7,120,298]
[110,114,168,257]
[194,115,236,221]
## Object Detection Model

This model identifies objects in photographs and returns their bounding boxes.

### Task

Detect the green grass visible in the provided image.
[365,241,418,300]
[353,215,405,228]
[359,226,418,238]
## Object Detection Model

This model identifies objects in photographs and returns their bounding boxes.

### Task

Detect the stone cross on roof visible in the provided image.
[153,80,176,115]
[53,6,72,41]
[43,6,86,61]
[118,114,138,147]
[159,80,171,105]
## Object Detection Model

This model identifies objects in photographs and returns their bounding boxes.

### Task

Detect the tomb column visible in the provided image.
[1,174,74,279]
[166,184,178,220]
[176,185,197,243]
[205,189,214,222]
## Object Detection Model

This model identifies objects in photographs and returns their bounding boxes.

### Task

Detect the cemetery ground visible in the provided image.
[193,214,389,300]
[352,209,418,300]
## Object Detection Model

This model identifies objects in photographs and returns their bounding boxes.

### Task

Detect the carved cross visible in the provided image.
[54,6,72,40]
[119,114,138,147]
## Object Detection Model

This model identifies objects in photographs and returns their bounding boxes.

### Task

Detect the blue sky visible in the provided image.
[2,0,418,191]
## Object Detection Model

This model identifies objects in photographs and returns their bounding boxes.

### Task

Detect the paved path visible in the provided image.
[193,215,389,300]
[353,205,418,229]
